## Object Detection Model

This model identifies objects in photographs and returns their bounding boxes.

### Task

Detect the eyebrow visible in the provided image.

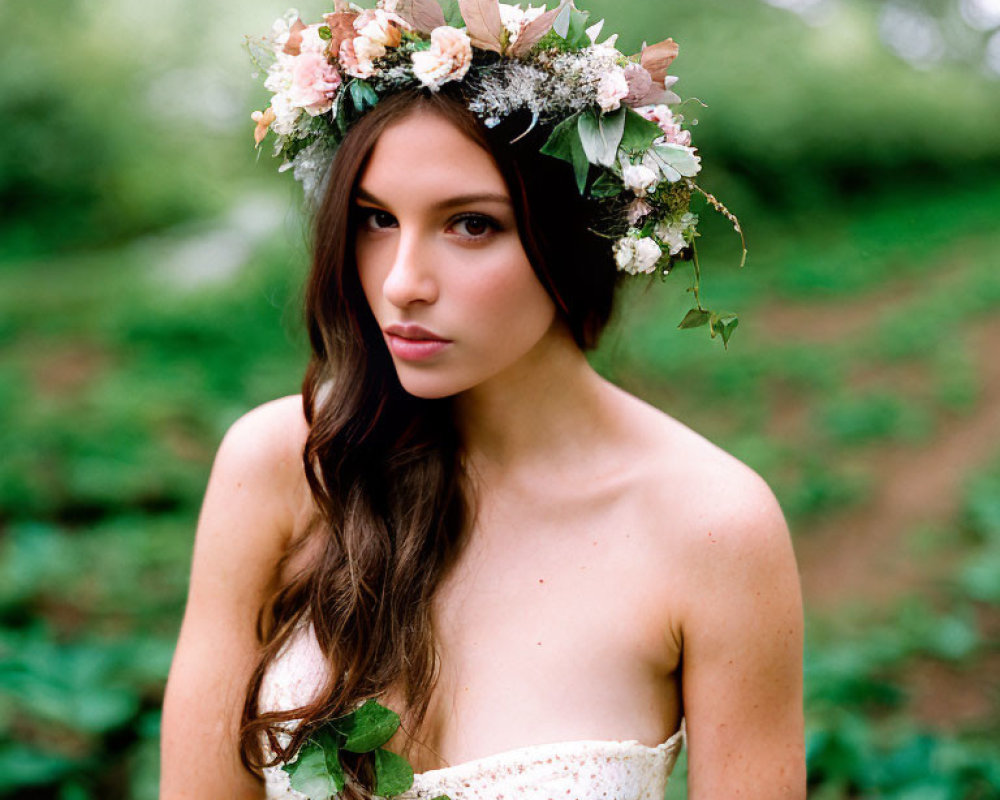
[355,187,512,210]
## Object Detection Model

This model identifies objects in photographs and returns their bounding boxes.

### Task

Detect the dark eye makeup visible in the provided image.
[353,206,502,240]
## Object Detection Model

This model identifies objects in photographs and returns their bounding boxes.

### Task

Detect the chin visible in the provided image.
[393,366,472,400]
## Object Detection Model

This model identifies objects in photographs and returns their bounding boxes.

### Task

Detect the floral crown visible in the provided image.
[248,0,746,347]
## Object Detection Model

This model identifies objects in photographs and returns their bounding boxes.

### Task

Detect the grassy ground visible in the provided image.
[1,175,998,798]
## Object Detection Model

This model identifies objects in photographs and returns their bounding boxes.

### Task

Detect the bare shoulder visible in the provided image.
[612,386,793,574]
[161,395,313,798]
[213,394,312,530]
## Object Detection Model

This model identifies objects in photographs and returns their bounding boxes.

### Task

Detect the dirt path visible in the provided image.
[790,314,1000,611]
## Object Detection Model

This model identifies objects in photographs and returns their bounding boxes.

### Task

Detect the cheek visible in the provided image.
[355,241,387,311]
[461,253,555,341]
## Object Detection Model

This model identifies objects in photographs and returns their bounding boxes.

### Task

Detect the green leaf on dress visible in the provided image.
[283,732,345,800]
[373,747,415,796]
[337,699,401,753]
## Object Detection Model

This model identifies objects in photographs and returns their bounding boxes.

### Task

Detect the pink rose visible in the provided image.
[289,52,342,114]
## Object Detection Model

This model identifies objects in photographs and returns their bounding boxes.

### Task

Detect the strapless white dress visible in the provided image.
[259,624,685,800]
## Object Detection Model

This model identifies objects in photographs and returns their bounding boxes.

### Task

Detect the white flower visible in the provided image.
[269,10,302,49]
[654,212,699,256]
[299,23,332,55]
[622,162,659,197]
[499,3,547,43]
[411,26,473,91]
[269,92,301,136]
[596,67,629,112]
[614,235,662,275]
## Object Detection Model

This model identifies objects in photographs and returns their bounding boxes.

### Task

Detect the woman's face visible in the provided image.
[354,108,560,400]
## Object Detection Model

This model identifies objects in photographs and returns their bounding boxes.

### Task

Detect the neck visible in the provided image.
[453,322,612,478]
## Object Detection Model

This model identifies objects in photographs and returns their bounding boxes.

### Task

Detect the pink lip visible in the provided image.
[384,324,452,362]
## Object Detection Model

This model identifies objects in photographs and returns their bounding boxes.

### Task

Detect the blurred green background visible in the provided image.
[2,0,999,797]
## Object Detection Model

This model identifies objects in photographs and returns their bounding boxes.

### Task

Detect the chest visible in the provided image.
[388,490,684,770]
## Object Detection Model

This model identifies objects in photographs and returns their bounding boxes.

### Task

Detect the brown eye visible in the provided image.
[358,208,396,230]
[453,214,497,239]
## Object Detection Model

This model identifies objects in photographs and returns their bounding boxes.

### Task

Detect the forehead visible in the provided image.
[358,109,509,201]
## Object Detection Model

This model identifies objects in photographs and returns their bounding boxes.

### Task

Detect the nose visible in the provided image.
[382,227,439,308]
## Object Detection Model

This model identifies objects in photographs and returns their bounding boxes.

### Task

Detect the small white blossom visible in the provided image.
[614,235,662,275]
[268,92,301,136]
[655,212,699,255]
[596,67,629,112]
[622,162,659,197]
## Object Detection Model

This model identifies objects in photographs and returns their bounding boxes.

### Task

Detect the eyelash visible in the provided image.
[355,208,501,240]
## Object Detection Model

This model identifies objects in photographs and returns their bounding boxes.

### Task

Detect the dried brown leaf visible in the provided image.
[395,0,446,33]
[323,12,360,58]
[640,38,679,85]
[458,0,504,52]
[283,17,307,56]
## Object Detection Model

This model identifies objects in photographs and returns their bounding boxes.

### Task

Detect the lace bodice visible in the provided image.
[259,624,685,799]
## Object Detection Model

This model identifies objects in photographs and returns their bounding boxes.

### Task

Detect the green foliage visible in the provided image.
[282,700,441,799]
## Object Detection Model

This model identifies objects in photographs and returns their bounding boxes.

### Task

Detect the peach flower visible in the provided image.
[354,8,410,48]
[411,26,473,91]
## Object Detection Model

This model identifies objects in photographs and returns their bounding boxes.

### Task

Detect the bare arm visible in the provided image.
[161,396,309,800]
[680,469,806,799]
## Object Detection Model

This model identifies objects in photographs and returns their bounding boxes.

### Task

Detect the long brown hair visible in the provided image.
[239,87,620,796]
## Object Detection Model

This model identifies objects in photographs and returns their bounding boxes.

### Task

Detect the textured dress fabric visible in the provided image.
[259,624,686,800]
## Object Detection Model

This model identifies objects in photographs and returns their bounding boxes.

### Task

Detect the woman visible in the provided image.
[161,4,804,798]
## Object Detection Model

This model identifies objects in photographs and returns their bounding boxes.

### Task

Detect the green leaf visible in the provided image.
[283,733,345,800]
[540,113,590,194]
[647,144,702,181]
[349,80,379,113]
[709,313,739,347]
[577,107,625,168]
[620,109,664,153]
[373,747,414,796]
[678,308,710,329]
[337,699,401,753]
[590,171,623,198]
[552,2,572,37]
[440,0,465,27]
[552,2,591,47]
[318,26,332,41]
